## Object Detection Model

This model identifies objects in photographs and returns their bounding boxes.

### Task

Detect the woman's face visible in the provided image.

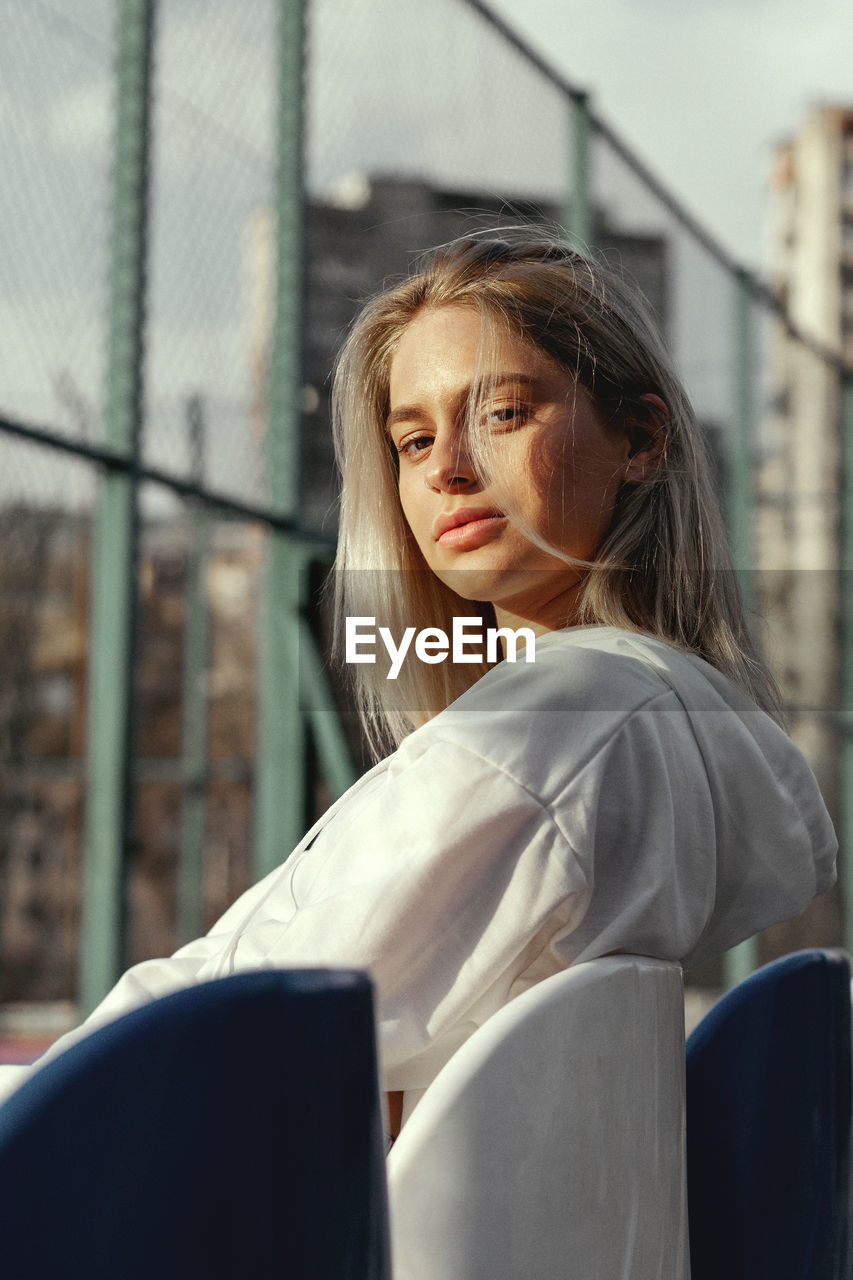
[387,305,633,632]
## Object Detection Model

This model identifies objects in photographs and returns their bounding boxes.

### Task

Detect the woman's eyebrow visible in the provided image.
[386,404,429,432]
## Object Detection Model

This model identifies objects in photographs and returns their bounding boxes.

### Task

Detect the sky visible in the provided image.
[486,0,853,272]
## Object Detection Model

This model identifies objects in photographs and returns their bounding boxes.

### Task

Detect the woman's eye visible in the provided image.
[397,434,433,459]
[483,404,528,428]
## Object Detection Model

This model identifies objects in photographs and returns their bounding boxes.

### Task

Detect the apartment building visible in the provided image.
[759,104,853,846]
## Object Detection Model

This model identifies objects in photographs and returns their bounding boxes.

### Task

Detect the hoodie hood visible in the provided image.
[438,626,837,973]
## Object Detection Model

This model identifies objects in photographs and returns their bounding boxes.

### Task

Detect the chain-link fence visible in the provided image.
[1,0,850,1022]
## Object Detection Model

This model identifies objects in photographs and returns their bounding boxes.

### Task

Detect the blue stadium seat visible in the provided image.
[0,968,391,1280]
[686,949,852,1280]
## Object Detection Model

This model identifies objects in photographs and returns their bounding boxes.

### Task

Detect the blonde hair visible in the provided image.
[332,235,780,754]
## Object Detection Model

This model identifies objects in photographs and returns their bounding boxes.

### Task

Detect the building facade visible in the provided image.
[757,104,853,948]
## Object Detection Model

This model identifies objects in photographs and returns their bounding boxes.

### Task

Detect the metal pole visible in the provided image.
[727,270,755,609]
[178,395,209,941]
[80,0,153,1012]
[298,617,358,800]
[254,0,307,877]
[841,370,853,954]
[565,92,592,251]
[723,269,758,988]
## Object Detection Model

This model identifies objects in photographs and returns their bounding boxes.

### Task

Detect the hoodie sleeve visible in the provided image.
[0,739,592,1100]
[203,737,593,1091]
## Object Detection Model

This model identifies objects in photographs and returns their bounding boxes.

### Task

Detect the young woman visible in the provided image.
[0,237,837,1132]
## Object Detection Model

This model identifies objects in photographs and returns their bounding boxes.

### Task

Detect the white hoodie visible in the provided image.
[0,627,837,1103]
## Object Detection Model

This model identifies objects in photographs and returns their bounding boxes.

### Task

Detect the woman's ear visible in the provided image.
[624,393,668,483]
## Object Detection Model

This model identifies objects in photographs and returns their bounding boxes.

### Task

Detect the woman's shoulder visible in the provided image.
[447,625,696,720]
[394,626,696,791]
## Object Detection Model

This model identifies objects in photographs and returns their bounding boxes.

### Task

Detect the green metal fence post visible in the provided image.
[80,0,153,1012]
[723,268,759,988]
[178,394,209,941]
[565,91,592,250]
[841,370,853,955]
[298,616,358,800]
[254,0,307,878]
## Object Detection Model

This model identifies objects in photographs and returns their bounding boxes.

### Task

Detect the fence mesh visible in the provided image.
[126,487,264,965]
[0,2,113,443]
[307,0,570,207]
[0,439,94,1002]
[144,0,276,506]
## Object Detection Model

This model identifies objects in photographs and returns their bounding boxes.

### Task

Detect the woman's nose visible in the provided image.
[425,430,478,492]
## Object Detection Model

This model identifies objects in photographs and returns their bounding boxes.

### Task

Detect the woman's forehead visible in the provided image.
[388,305,565,401]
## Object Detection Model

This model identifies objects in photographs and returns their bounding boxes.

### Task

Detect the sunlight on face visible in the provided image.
[387,305,631,632]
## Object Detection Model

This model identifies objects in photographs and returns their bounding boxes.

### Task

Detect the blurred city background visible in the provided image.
[1,0,852,1047]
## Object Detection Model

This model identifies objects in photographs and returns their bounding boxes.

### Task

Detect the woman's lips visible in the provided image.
[435,513,507,549]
